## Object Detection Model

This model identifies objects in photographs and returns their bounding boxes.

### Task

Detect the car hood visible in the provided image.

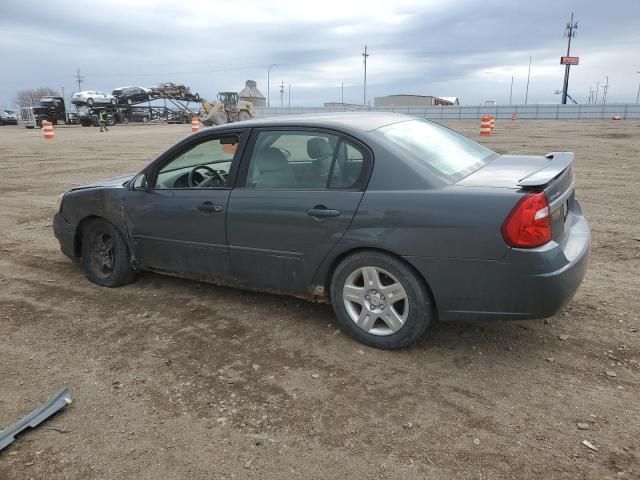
[70,174,135,191]
[456,154,554,189]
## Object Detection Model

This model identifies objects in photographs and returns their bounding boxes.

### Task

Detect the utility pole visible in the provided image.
[636,71,640,103]
[280,81,284,107]
[595,81,600,104]
[74,68,84,92]
[509,76,514,104]
[602,76,609,104]
[341,82,344,104]
[525,56,532,104]
[561,12,578,105]
[288,83,291,107]
[362,45,369,106]
[267,64,277,107]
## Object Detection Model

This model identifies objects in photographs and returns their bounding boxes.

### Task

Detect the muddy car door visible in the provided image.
[227,129,370,294]
[123,132,246,279]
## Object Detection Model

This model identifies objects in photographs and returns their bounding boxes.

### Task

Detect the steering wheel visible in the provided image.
[187,165,225,188]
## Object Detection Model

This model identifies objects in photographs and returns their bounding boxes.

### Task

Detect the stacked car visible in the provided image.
[151,82,200,101]
[72,91,117,107]
[111,86,152,105]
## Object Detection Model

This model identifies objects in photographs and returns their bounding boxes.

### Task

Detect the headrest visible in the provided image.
[256,147,288,173]
[307,137,333,159]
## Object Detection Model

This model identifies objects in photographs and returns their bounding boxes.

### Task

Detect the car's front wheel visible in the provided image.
[81,219,136,287]
[330,251,432,349]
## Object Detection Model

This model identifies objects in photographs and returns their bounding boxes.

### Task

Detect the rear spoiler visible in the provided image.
[517,152,574,187]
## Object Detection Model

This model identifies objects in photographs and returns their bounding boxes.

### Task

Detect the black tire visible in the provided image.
[87,98,94,106]
[330,251,432,349]
[127,98,133,105]
[81,219,136,287]
[110,98,117,105]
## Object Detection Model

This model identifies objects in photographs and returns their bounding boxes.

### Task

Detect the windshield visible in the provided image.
[378,119,496,180]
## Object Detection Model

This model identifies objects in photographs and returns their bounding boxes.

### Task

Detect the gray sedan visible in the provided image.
[53,113,590,349]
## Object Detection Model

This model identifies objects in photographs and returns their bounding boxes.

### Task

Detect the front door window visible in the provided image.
[155,135,240,189]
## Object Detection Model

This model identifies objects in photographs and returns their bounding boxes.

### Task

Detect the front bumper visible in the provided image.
[404,205,591,322]
[53,212,77,260]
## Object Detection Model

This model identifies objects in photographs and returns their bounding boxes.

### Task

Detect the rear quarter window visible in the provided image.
[378,119,496,181]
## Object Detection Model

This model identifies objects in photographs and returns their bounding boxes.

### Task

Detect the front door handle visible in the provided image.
[307,205,340,218]
[198,201,223,214]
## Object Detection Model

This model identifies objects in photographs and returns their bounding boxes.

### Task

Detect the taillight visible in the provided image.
[501,192,551,248]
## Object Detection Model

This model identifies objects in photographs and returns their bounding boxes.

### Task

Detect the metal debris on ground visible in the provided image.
[0,388,72,451]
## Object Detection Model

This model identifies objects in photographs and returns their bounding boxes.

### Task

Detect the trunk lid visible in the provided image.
[456,152,573,189]
[457,152,576,244]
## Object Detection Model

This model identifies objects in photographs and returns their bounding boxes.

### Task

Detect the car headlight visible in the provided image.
[56,193,66,213]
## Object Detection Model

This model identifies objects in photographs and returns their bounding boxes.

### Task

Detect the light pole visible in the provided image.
[525,56,532,104]
[509,76,514,105]
[636,71,640,103]
[267,64,277,107]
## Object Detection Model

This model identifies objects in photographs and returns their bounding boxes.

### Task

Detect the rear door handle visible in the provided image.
[198,201,223,214]
[307,206,340,218]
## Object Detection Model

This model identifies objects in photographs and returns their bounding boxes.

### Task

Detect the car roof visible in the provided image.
[228,112,415,132]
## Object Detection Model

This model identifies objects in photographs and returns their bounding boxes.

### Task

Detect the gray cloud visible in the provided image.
[1,0,639,107]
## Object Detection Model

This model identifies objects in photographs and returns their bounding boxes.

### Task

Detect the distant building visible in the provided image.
[239,80,266,107]
[374,95,459,107]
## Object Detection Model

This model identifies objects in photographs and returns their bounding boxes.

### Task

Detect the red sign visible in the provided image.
[560,56,580,65]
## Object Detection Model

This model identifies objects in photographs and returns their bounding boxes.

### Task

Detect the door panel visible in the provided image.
[227,190,364,293]
[124,189,230,277]
[122,132,245,279]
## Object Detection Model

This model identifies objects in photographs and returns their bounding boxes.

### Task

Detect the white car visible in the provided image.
[71,91,117,107]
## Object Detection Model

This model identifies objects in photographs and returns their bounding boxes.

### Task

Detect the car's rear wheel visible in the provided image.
[87,98,94,106]
[330,251,432,349]
[81,219,136,287]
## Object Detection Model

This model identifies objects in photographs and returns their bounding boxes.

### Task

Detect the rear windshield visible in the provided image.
[378,119,496,180]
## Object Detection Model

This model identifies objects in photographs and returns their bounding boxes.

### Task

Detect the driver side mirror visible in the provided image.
[130,173,150,191]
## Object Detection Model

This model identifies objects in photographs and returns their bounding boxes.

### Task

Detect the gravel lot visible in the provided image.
[0,120,638,479]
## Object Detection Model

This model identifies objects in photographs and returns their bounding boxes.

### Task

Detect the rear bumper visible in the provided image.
[53,212,78,260]
[404,206,591,322]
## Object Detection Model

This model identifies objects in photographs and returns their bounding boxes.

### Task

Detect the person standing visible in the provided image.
[98,110,109,132]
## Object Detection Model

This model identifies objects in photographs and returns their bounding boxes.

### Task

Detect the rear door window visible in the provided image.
[245,131,339,189]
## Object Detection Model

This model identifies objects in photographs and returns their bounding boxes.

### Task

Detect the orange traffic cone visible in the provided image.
[512,112,517,121]
[42,120,55,140]
[480,116,491,136]
[191,116,200,133]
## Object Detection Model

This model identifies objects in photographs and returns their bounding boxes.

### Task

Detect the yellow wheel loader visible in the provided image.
[200,92,253,126]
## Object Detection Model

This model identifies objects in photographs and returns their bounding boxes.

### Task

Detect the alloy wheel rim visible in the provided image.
[343,266,409,336]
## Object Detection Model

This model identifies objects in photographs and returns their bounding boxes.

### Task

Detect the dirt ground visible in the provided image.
[0,119,638,480]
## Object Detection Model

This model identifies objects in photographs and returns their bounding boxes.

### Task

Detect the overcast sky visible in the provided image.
[1,0,639,108]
